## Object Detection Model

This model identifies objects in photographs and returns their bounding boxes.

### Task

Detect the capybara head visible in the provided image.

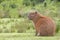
[28,10,40,20]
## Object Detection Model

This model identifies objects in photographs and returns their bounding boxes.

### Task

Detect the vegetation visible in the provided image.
[0,0,60,40]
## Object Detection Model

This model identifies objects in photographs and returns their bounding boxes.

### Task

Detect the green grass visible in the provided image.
[0,32,60,40]
[0,18,60,40]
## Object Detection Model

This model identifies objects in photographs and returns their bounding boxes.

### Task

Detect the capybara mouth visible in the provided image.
[28,15,32,20]
[28,16,32,20]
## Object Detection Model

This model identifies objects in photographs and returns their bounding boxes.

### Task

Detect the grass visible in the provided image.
[0,32,60,40]
[0,18,60,40]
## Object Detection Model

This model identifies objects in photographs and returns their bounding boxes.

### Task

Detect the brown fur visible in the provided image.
[28,10,56,36]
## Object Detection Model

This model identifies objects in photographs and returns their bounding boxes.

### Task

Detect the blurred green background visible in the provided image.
[0,0,60,35]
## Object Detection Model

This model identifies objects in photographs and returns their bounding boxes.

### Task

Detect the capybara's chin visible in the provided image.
[28,16,32,20]
[28,18,32,20]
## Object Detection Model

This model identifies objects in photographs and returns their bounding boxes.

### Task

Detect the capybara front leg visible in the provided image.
[35,26,40,36]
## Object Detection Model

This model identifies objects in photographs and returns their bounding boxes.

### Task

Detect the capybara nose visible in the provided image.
[27,16,30,20]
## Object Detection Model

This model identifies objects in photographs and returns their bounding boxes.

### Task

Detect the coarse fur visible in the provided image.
[28,10,56,36]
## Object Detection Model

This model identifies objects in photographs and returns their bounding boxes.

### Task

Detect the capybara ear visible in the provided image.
[35,11,37,14]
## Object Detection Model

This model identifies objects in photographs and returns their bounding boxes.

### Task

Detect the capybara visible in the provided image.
[28,10,56,36]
